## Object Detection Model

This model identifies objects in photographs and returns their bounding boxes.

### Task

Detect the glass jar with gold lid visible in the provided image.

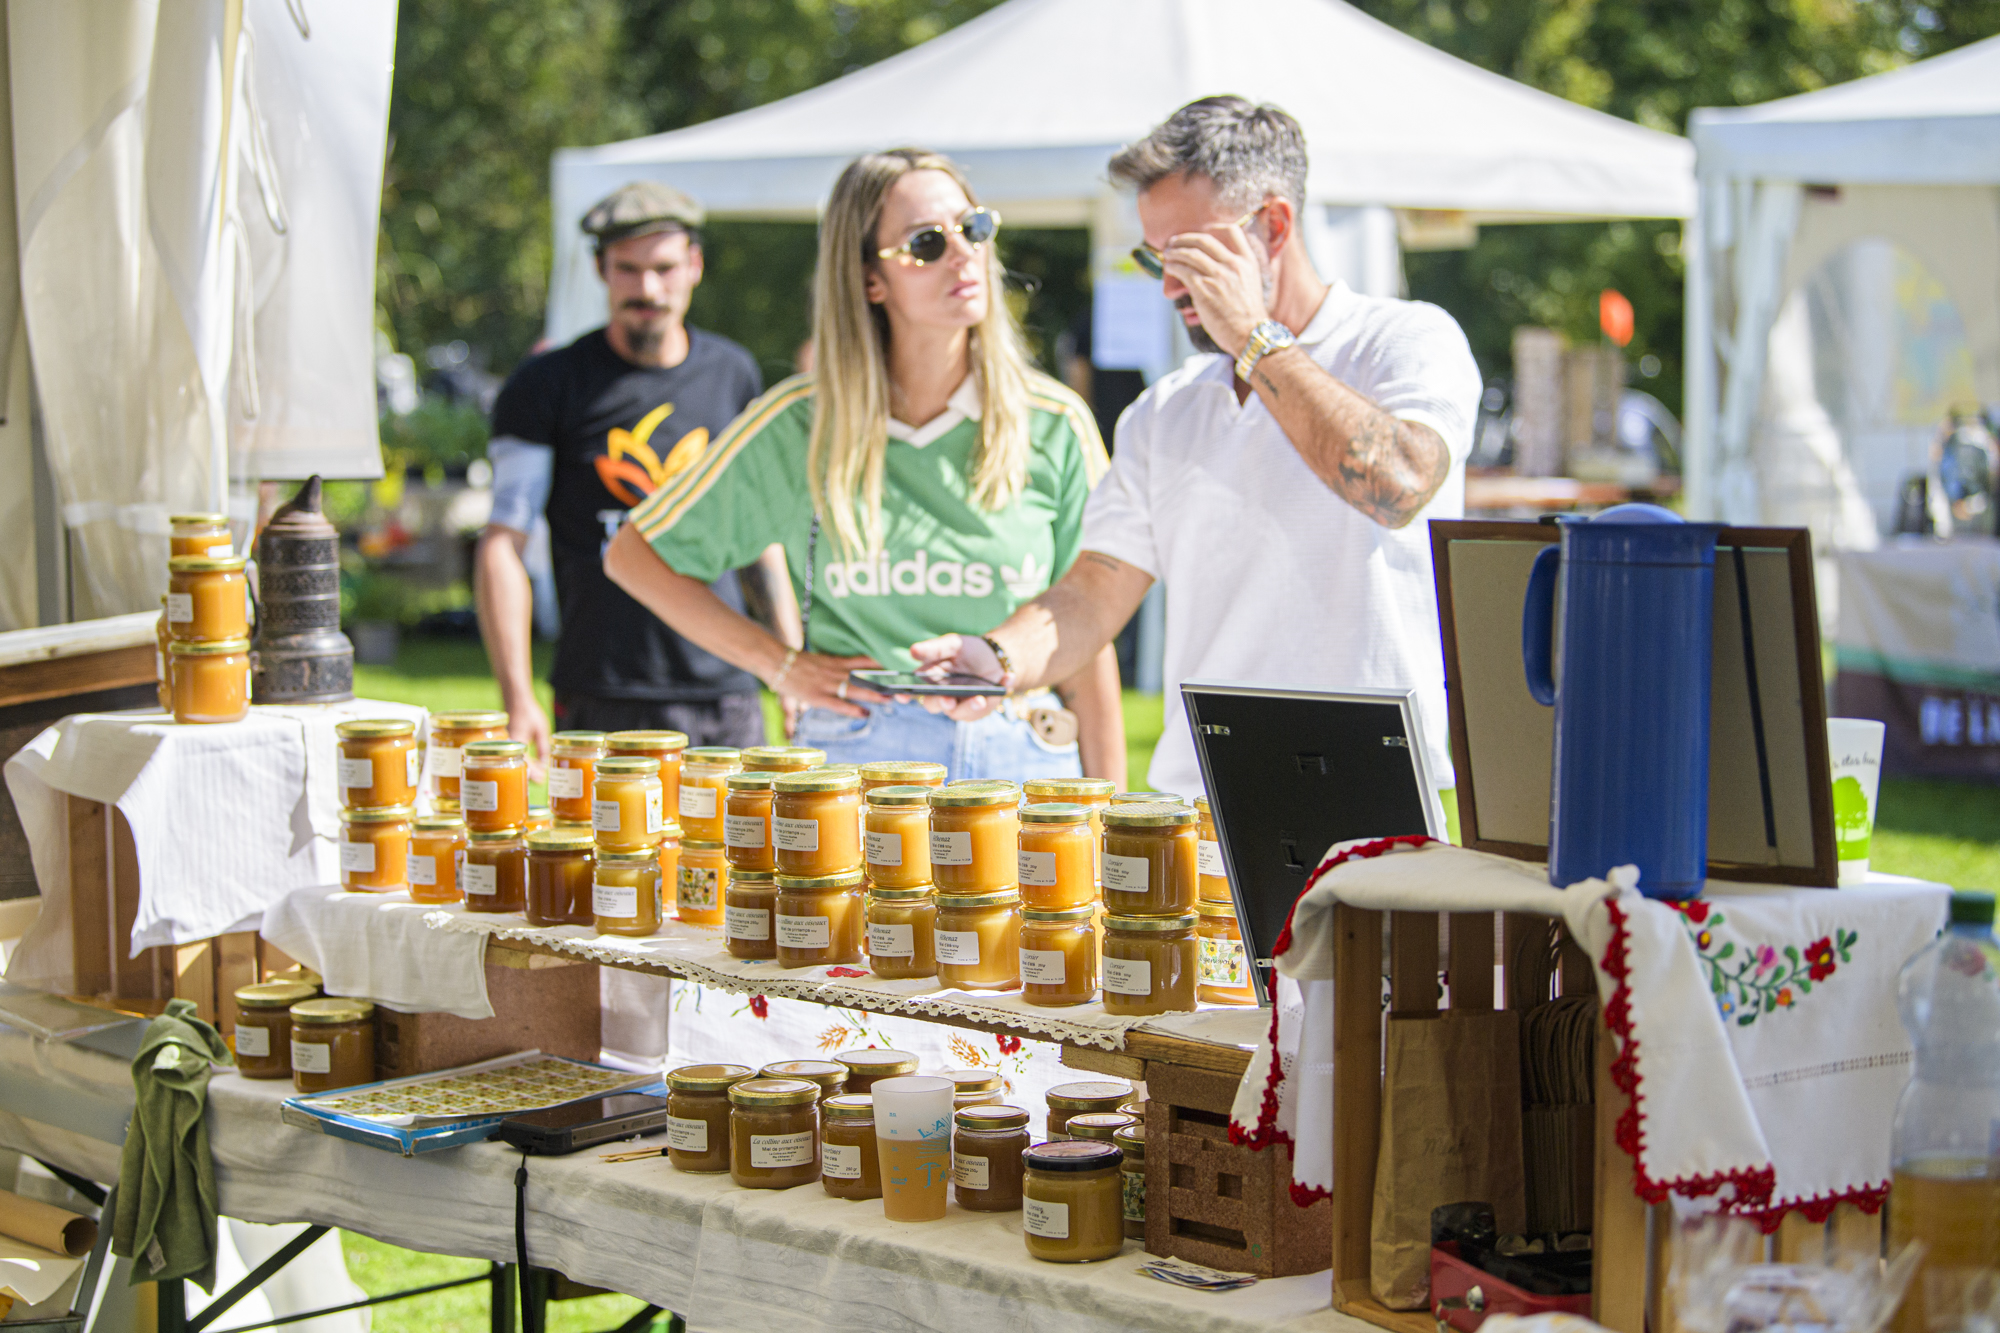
[1114,1124,1147,1239]
[666,1062,754,1173]
[834,1048,919,1096]
[677,746,740,841]
[722,770,775,872]
[1020,904,1096,1006]
[675,838,725,926]
[428,710,508,805]
[592,756,665,851]
[1196,898,1256,1004]
[927,781,1021,894]
[409,814,466,904]
[155,598,171,711]
[594,847,663,936]
[336,719,420,809]
[1102,912,1198,1016]
[740,745,825,774]
[864,786,933,889]
[232,979,319,1079]
[728,1077,820,1189]
[288,997,375,1093]
[774,869,864,967]
[1065,1111,1138,1143]
[525,827,596,926]
[943,1068,1005,1109]
[772,768,862,877]
[166,554,250,642]
[462,827,527,914]
[1045,1081,1133,1140]
[1025,776,1114,883]
[858,760,947,793]
[1018,803,1096,909]
[546,731,607,825]
[460,740,530,833]
[168,637,250,724]
[723,869,777,959]
[954,1104,1030,1212]
[865,885,936,980]
[760,1060,847,1101]
[1111,791,1184,805]
[1022,1141,1126,1263]
[169,512,233,558]
[935,888,1022,991]
[819,1094,881,1200]
[1100,802,1199,917]
[1193,796,1232,902]
[338,806,411,892]
[607,729,688,813]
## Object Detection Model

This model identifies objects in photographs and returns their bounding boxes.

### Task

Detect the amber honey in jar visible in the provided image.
[1022,1140,1126,1263]
[1196,899,1256,1004]
[594,847,663,936]
[943,1068,1005,1109]
[740,745,825,773]
[168,638,250,724]
[428,710,509,806]
[864,786,932,889]
[676,746,740,841]
[835,1049,919,1097]
[774,869,864,967]
[772,768,862,877]
[1100,802,1199,917]
[592,756,665,852]
[1192,796,1233,902]
[1020,904,1096,1006]
[866,885,936,980]
[544,731,606,825]
[460,740,530,833]
[336,719,420,809]
[761,1060,848,1102]
[935,889,1022,991]
[952,1104,1029,1212]
[169,512,234,558]
[524,827,596,926]
[409,815,466,904]
[676,838,726,926]
[665,1063,754,1173]
[927,781,1020,894]
[1017,803,1096,909]
[1102,912,1198,1016]
[463,827,527,914]
[1025,777,1114,880]
[166,555,250,642]
[155,599,172,711]
[722,770,775,873]
[1045,1081,1133,1140]
[819,1094,881,1200]
[607,729,689,814]
[1114,1125,1147,1239]
[724,869,778,959]
[858,760,948,794]
[728,1078,820,1189]
[289,997,376,1093]
[232,979,318,1079]
[338,806,412,892]
[1065,1112,1137,1144]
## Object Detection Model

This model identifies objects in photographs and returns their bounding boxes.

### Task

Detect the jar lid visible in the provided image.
[1193,796,1212,816]
[1046,1080,1132,1110]
[941,1068,1002,1093]
[527,805,552,821]
[762,1060,847,1090]
[776,870,866,891]
[1024,1140,1122,1173]
[432,798,461,813]
[822,1093,875,1120]
[526,827,596,851]
[1066,1111,1138,1141]
[1023,904,1094,922]
[336,719,416,739]
[727,1077,819,1107]
[340,805,413,824]
[168,637,251,655]
[596,847,662,868]
[835,1049,918,1076]
[935,889,1021,909]
[1102,801,1198,828]
[740,745,826,770]
[1118,1100,1145,1119]
[867,885,934,903]
[467,827,525,846]
[681,838,720,850]
[432,710,508,729]
[927,781,1021,808]
[595,756,660,778]
[290,997,374,1025]
[606,729,688,754]
[463,739,528,761]
[234,979,318,1008]
[683,746,744,766]
[729,869,777,886]
[724,771,776,791]
[1106,912,1197,931]
[773,768,860,794]
[550,731,608,753]
[1019,802,1093,825]
[1112,791,1184,804]
[1114,1124,1146,1157]
[1195,899,1238,918]
[666,1062,754,1092]
[865,784,933,808]
[168,554,248,572]
[954,1104,1029,1130]
[170,511,230,526]
[1024,778,1116,798]
[858,760,948,784]
[412,815,466,833]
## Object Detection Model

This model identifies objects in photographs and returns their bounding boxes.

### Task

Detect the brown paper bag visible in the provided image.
[1370,1011,1527,1309]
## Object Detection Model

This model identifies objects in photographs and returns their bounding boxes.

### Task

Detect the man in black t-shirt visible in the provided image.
[476,182,787,761]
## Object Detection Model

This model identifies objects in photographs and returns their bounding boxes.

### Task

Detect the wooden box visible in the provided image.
[373,953,602,1081]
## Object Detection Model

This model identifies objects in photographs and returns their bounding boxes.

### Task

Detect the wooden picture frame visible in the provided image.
[1429,520,1838,887]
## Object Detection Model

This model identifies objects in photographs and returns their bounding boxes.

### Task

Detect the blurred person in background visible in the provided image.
[477,182,789,764]
[604,149,1126,784]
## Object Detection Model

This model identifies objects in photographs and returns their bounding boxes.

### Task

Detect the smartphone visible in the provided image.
[848,669,1007,699]
[495,1092,671,1155]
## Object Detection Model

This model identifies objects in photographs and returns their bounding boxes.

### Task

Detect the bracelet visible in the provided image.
[980,634,1016,686]
[769,647,800,692]
[1234,319,1298,384]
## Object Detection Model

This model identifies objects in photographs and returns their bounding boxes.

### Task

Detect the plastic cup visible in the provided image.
[872,1074,953,1221]
[1827,718,1886,886]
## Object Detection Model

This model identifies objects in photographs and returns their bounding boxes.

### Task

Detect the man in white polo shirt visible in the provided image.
[909,95,1481,797]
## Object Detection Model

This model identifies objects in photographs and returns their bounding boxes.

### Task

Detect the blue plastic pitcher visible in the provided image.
[1521,504,1723,900]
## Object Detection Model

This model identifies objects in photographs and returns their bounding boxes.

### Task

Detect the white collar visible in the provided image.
[885,374,982,448]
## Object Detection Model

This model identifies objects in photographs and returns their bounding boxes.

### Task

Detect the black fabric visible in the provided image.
[490,327,764,701]
[552,692,769,749]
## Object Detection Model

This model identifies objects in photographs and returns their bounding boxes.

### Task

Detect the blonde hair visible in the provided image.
[810,148,1035,556]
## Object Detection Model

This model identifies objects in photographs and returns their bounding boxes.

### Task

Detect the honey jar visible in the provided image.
[169,512,234,558]
[953,1104,1030,1212]
[761,1060,848,1101]
[1114,1125,1147,1239]
[774,869,864,967]
[865,885,936,980]
[607,730,688,813]
[592,756,665,851]
[666,1063,754,1173]
[1017,803,1096,909]
[819,1094,881,1200]
[1065,1111,1137,1143]
[1102,913,1198,1016]
[1196,899,1256,1004]
[676,838,726,926]
[338,805,411,892]
[545,731,606,825]
[524,805,553,835]
[740,745,825,773]
[1111,791,1184,805]
[677,747,741,841]
[858,760,947,793]
[408,814,466,904]
[1020,904,1096,1006]
[167,638,250,724]
[165,554,250,642]
[1193,796,1233,903]
[722,771,775,872]
[728,1078,820,1189]
[428,710,508,806]
[864,786,933,889]
[155,599,171,711]
[462,827,527,914]
[943,1068,1005,1109]
[1022,1141,1126,1263]
[460,740,530,833]
[773,768,863,877]
[926,782,1020,894]
[336,719,420,809]
[288,997,376,1094]
[723,869,777,959]
[1045,1081,1133,1140]
[1100,802,1199,917]
[934,889,1022,991]
[834,1049,919,1096]
[1025,777,1114,881]
[525,827,596,926]
[594,847,663,936]
[231,979,318,1079]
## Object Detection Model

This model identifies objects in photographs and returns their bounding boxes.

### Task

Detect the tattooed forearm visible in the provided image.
[1333,416,1450,528]
[1254,369,1282,400]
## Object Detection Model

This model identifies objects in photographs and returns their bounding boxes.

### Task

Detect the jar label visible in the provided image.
[547,766,585,799]
[665,1115,708,1153]
[680,785,717,821]
[867,922,914,958]
[592,800,622,833]
[1199,935,1248,987]
[407,747,423,788]
[750,1130,815,1169]
[1020,948,1066,985]
[953,1154,991,1190]
[725,905,770,941]
[208,542,234,557]
[432,746,463,778]
[1102,853,1148,892]
[338,756,376,790]
[463,863,498,898]
[776,913,831,950]
[290,1040,331,1074]
[339,838,377,874]
[234,1024,270,1058]
[1197,839,1226,878]
[822,1142,863,1180]
[1017,850,1057,887]
[724,815,766,848]
[647,787,665,834]
[773,816,820,852]
[594,877,638,918]
[678,864,720,912]
[1122,1166,1147,1223]
[864,831,901,867]
[935,929,979,966]
[461,779,499,813]
[410,854,437,887]
[165,592,194,623]
[929,830,972,866]
[1103,956,1153,996]
[1023,1198,1070,1239]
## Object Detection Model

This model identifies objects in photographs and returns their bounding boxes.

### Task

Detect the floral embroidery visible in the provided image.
[1670,901,1858,1026]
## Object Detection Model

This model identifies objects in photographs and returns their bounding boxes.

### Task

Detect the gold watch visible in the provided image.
[1234,320,1297,383]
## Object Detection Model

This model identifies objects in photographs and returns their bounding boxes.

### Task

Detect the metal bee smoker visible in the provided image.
[250,476,354,703]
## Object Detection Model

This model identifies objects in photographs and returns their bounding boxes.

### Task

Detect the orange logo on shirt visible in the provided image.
[595,403,710,506]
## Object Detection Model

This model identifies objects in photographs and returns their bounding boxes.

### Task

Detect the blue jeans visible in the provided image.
[791,697,1082,785]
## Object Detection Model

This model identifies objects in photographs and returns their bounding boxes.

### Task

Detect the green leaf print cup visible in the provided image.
[1827,718,1885,886]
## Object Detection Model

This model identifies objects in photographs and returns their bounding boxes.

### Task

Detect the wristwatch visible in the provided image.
[980,634,1017,688]
[1235,320,1298,383]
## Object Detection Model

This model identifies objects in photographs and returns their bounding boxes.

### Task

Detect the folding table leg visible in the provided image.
[491,1263,517,1333]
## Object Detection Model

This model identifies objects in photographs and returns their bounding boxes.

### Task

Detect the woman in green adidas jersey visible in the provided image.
[607,148,1125,784]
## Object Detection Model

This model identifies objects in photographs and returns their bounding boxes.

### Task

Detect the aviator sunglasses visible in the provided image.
[1130,206,1265,280]
[874,207,1001,266]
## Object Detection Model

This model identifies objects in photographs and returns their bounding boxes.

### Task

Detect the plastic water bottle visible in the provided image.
[1889,890,2000,1333]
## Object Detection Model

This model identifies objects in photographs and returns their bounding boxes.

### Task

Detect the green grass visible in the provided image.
[1874,778,2000,891]
[340,1233,664,1333]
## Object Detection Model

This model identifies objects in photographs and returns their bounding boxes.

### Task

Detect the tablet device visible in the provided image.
[849,669,1008,698]
[1182,681,1447,1004]
[494,1092,672,1155]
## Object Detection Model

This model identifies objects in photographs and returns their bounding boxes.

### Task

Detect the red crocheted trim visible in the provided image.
[1739,1182,1890,1233]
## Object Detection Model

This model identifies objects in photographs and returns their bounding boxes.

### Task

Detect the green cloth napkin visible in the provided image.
[111,998,232,1293]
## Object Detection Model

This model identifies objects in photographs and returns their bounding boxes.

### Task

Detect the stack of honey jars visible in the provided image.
[923,779,1023,991]
[857,761,947,980]
[1098,795,1201,1015]
[335,718,422,894]
[161,513,252,724]
[590,731,686,936]
[768,753,868,969]
[1193,795,1254,1004]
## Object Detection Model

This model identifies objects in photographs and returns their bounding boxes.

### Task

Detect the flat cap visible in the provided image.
[581,181,705,246]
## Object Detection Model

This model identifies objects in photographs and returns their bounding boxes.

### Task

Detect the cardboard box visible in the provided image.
[374,956,602,1080]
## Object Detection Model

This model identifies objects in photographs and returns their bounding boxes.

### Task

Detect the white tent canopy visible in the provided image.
[547,0,1694,348]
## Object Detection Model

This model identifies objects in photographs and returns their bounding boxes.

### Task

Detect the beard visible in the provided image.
[1173,254,1278,357]
[618,302,669,357]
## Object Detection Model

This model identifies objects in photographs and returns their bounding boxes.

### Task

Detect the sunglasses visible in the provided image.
[1130,207,1265,280]
[875,207,1001,266]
